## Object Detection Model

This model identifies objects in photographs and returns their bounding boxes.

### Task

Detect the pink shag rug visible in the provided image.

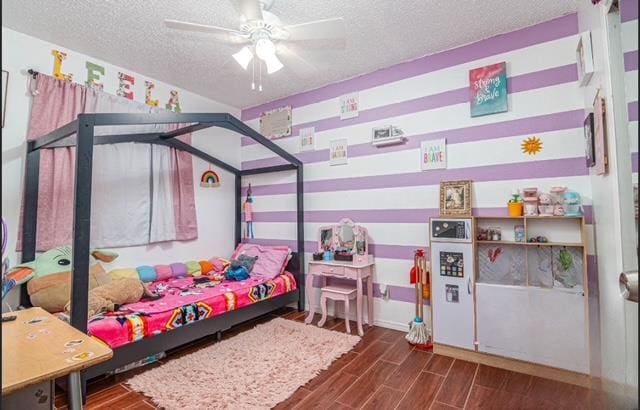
[126,317,360,409]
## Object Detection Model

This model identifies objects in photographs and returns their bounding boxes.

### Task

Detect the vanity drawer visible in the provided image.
[321,265,345,276]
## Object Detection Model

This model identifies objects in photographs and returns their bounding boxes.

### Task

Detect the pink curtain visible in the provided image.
[18,74,197,251]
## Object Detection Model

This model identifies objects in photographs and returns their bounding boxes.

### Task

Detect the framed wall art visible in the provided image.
[260,105,292,140]
[440,180,472,217]
[469,62,508,117]
[329,138,348,166]
[583,112,595,167]
[1,70,7,128]
[593,89,608,175]
[576,31,594,87]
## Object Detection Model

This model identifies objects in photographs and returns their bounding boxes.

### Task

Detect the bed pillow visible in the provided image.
[230,243,291,279]
[110,268,139,281]
[155,265,172,281]
[185,261,202,276]
[136,265,157,283]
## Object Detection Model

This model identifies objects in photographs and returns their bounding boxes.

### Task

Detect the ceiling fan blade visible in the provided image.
[283,17,345,41]
[164,19,249,43]
[232,0,264,21]
[277,45,319,78]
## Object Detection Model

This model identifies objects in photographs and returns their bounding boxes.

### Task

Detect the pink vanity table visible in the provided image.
[305,219,375,336]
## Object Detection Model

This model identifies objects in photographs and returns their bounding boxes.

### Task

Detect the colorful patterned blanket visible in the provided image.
[85,271,296,348]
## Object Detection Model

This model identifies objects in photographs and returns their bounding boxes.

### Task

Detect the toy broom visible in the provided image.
[405,249,432,350]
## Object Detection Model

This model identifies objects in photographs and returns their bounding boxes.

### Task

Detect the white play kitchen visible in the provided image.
[429,215,589,375]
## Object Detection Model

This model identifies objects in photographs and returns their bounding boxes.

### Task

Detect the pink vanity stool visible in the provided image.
[318,285,357,333]
[306,218,375,336]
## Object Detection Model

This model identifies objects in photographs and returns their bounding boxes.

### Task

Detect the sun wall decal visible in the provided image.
[521,136,543,155]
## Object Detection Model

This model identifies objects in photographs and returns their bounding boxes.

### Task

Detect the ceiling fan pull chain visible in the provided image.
[251,57,256,90]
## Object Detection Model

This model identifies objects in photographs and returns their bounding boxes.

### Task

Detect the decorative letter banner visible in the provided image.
[421,138,447,170]
[85,61,105,90]
[117,72,135,100]
[165,90,182,113]
[339,92,359,119]
[469,62,507,117]
[51,50,73,82]
[145,81,159,107]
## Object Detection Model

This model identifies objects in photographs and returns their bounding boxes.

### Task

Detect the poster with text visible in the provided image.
[260,105,292,139]
[339,92,359,119]
[329,138,348,166]
[469,62,508,117]
[421,138,447,170]
[299,126,316,152]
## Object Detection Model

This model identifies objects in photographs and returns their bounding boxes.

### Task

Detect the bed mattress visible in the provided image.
[86,271,297,348]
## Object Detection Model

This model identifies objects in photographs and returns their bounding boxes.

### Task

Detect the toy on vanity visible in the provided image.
[317,218,371,263]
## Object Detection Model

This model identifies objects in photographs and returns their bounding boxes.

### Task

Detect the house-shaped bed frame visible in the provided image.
[20,112,305,395]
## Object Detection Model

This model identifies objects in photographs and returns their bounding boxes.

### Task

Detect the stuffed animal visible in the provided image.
[6,246,117,313]
[64,277,160,317]
[225,255,258,281]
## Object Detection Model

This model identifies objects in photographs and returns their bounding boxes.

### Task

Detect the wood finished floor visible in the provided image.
[54,308,609,409]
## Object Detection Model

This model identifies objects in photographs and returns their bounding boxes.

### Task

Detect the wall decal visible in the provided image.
[521,136,543,155]
[593,89,608,175]
[339,92,359,119]
[51,50,73,82]
[165,90,181,113]
[145,81,159,107]
[85,61,105,90]
[200,169,220,188]
[117,72,135,100]
[469,62,507,117]
[421,138,447,170]
[583,113,595,167]
[260,105,292,140]
[299,126,316,152]
[329,138,348,166]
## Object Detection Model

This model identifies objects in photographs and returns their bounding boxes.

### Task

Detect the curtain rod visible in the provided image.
[27,69,39,79]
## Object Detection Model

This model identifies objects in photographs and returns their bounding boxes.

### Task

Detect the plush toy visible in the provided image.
[6,246,117,313]
[64,277,160,317]
[225,255,258,281]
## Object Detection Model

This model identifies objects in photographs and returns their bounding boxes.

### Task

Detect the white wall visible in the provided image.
[576,0,638,405]
[1,27,242,307]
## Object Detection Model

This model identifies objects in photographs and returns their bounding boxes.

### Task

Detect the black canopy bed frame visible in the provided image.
[19,110,305,400]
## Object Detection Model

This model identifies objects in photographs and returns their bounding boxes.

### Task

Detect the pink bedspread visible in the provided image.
[87,272,297,348]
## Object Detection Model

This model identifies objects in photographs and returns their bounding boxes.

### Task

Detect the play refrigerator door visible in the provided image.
[431,241,475,350]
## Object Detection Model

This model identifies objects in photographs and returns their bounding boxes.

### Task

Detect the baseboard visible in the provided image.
[433,343,593,388]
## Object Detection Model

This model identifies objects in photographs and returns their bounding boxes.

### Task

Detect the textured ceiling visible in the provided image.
[2,0,577,109]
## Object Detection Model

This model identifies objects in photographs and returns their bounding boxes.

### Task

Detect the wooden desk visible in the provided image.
[2,308,113,409]
[305,259,375,336]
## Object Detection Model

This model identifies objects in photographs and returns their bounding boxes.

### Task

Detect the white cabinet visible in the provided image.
[476,284,588,374]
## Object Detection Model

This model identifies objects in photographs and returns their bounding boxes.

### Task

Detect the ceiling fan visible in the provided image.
[164,0,346,79]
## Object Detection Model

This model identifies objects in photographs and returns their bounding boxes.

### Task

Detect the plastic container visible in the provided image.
[323,251,334,261]
[508,202,523,217]
[524,202,538,216]
[538,205,554,216]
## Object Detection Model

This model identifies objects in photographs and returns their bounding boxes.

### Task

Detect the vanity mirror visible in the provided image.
[317,218,369,260]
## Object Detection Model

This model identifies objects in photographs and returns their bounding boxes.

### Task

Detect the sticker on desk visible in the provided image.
[69,351,94,362]
[25,316,48,324]
[64,339,84,347]
[63,347,76,353]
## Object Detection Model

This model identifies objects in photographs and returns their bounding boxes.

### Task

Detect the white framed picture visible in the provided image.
[299,126,316,152]
[576,31,594,87]
[339,92,359,119]
[421,139,447,170]
[1,70,8,128]
[329,138,348,166]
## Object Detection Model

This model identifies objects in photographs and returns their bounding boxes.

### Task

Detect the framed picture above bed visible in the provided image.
[440,180,472,217]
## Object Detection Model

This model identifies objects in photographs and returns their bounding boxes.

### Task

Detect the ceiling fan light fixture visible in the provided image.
[232,46,254,70]
[255,38,276,60]
[264,54,284,74]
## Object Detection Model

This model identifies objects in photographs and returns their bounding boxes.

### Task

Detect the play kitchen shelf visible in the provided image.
[473,216,589,374]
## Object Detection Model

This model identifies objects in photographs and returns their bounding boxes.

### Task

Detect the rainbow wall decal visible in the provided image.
[200,170,220,188]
